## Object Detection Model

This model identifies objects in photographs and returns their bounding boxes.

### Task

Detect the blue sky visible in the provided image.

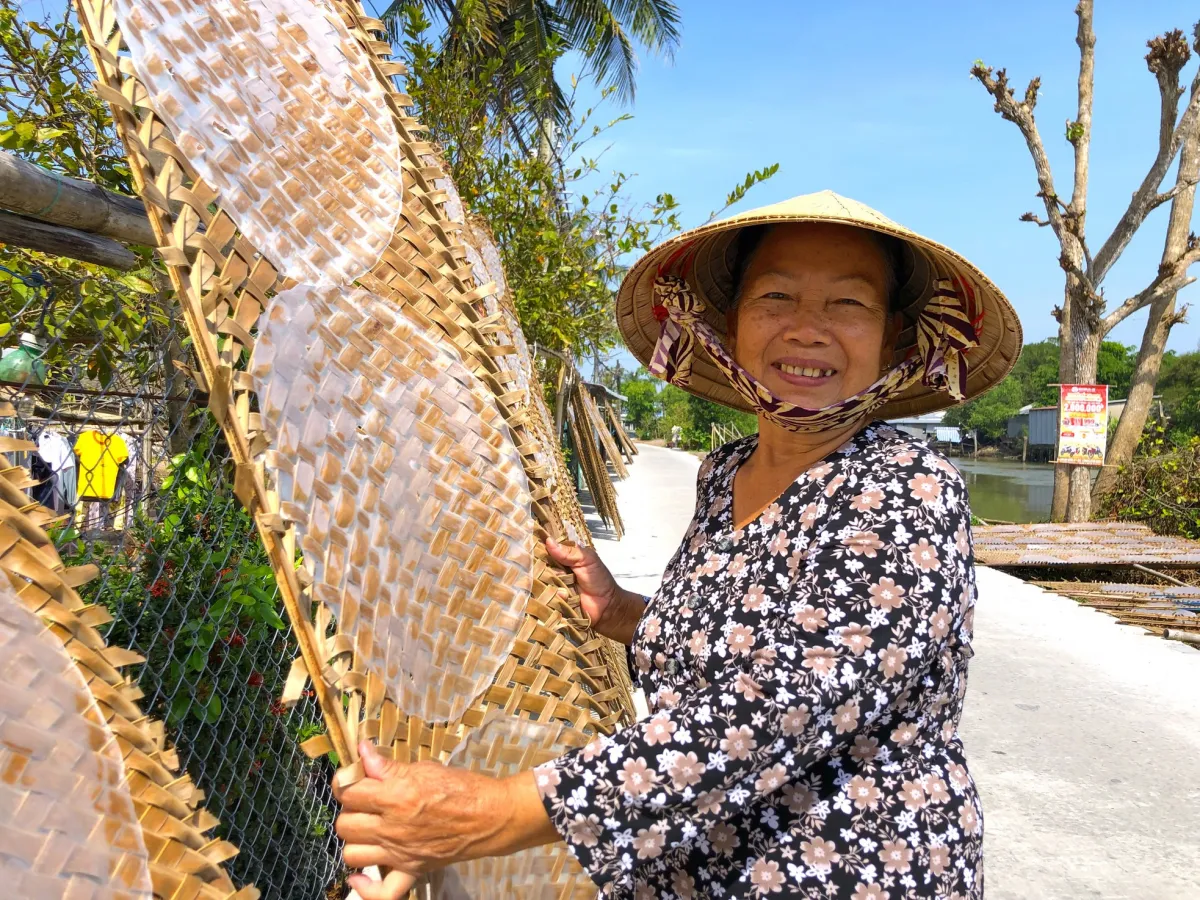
[558,0,1200,364]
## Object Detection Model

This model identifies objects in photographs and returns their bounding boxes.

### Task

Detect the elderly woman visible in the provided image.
[334,192,1021,899]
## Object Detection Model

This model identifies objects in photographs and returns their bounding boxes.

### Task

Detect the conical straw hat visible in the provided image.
[617,190,1023,420]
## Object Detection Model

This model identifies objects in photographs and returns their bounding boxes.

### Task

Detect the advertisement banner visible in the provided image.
[1056,384,1108,466]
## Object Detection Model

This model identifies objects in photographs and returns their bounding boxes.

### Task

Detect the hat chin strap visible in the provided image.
[648,274,979,435]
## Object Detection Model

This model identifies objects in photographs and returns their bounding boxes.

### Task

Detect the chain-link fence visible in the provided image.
[1,259,344,899]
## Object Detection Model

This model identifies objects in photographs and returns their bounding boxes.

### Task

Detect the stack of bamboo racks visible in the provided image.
[55,0,636,895]
[567,382,625,538]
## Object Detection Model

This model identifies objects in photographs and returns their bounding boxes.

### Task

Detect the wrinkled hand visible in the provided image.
[334,742,555,900]
[335,742,498,898]
[545,538,645,645]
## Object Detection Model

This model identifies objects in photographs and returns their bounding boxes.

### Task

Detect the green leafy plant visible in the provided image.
[1094,419,1200,538]
[60,422,339,894]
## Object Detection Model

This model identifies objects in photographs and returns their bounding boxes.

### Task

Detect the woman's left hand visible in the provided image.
[334,741,558,899]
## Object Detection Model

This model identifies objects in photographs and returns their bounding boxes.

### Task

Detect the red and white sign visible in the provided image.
[1056,384,1108,466]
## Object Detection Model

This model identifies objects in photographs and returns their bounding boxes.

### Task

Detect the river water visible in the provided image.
[951,458,1056,523]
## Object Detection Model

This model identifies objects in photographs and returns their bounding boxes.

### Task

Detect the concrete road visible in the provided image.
[589,443,1200,900]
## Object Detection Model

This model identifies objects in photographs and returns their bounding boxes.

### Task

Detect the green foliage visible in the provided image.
[944,375,1024,438]
[707,163,781,223]
[0,1,170,388]
[60,423,337,891]
[1094,420,1200,539]
[383,0,681,145]
[0,2,130,186]
[400,11,776,368]
[1096,341,1135,399]
[401,17,684,357]
[617,367,756,447]
[621,369,660,435]
[684,390,756,448]
[1158,349,1200,438]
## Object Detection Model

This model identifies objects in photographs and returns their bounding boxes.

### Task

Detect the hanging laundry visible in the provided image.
[75,431,129,500]
[34,429,78,514]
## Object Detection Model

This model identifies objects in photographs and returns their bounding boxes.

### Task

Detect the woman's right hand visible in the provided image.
[545,538,645,646]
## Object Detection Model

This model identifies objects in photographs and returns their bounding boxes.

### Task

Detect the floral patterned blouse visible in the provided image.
[536,423,984,899]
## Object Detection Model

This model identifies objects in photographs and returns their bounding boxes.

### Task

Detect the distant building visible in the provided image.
[1008,398,1130,447]
[887,411,962,444]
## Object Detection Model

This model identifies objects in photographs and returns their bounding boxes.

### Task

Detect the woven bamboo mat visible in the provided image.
[602,398,637,461]
[974,522,1200,568]
[1033,580,1200,638]
[72,0,632,894]
[0,449,257,899]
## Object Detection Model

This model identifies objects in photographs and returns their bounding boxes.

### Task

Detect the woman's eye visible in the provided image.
[835,297,866,307]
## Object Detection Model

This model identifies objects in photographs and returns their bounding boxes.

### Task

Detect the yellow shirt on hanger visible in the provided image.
[74,431,129,500]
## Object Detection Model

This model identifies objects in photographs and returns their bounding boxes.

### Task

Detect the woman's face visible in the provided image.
[729,223,896,410]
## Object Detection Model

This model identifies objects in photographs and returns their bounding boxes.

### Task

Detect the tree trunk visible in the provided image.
[1054,277,1101,522]
[1093,125,1200,501]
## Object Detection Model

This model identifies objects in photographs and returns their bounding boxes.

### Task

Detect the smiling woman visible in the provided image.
[726,223,899,412]
[335,193,1023,900]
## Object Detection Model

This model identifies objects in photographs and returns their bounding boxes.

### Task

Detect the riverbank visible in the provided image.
[587,443,1200,899]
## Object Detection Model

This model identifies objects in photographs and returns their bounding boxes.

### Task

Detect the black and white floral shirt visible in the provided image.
[536,423,983,899]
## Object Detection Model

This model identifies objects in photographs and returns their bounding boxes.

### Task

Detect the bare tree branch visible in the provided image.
[1091,29,1198,282]
[1151,175,1200,209]
[970,63,1092,288]
[1068,0,1095,222]
[1102,233,1200,333]
[1019,211,1051,226]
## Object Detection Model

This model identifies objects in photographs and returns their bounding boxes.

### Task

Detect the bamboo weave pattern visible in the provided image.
[113,0,403,284]
[0,450,258,900]
[73,0,634,893]
[0,577,153,899]
[251,282,534,723]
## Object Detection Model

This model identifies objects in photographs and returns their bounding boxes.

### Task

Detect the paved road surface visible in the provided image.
[589,443,1200,900]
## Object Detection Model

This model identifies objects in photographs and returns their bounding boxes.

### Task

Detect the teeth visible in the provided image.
[779,364,835,378]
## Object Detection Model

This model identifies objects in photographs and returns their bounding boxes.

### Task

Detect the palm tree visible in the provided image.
[382,0,681,152]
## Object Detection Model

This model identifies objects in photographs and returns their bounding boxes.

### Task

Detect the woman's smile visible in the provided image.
[770,358,839,389]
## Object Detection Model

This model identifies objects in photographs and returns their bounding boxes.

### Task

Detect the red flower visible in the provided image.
[247,671,264,688]
[226,631,246,648]
[269,699,286,716]
[148,579,170,599]
[652,304,669,323]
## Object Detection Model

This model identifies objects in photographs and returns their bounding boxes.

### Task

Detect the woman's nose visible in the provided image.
[779,303,834,344]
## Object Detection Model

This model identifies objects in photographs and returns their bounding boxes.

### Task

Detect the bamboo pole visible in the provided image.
[0,209,139,269]
[0,150,155,245]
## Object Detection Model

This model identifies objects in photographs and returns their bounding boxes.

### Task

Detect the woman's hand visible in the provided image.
[545,538,645,645]
[334,742,557,899]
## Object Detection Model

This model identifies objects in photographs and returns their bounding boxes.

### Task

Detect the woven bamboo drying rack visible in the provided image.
[580,388,628,482]
[567,383,624,538]
[0,443,258,899]
[600,396,637,462]
[68,0,633,894]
